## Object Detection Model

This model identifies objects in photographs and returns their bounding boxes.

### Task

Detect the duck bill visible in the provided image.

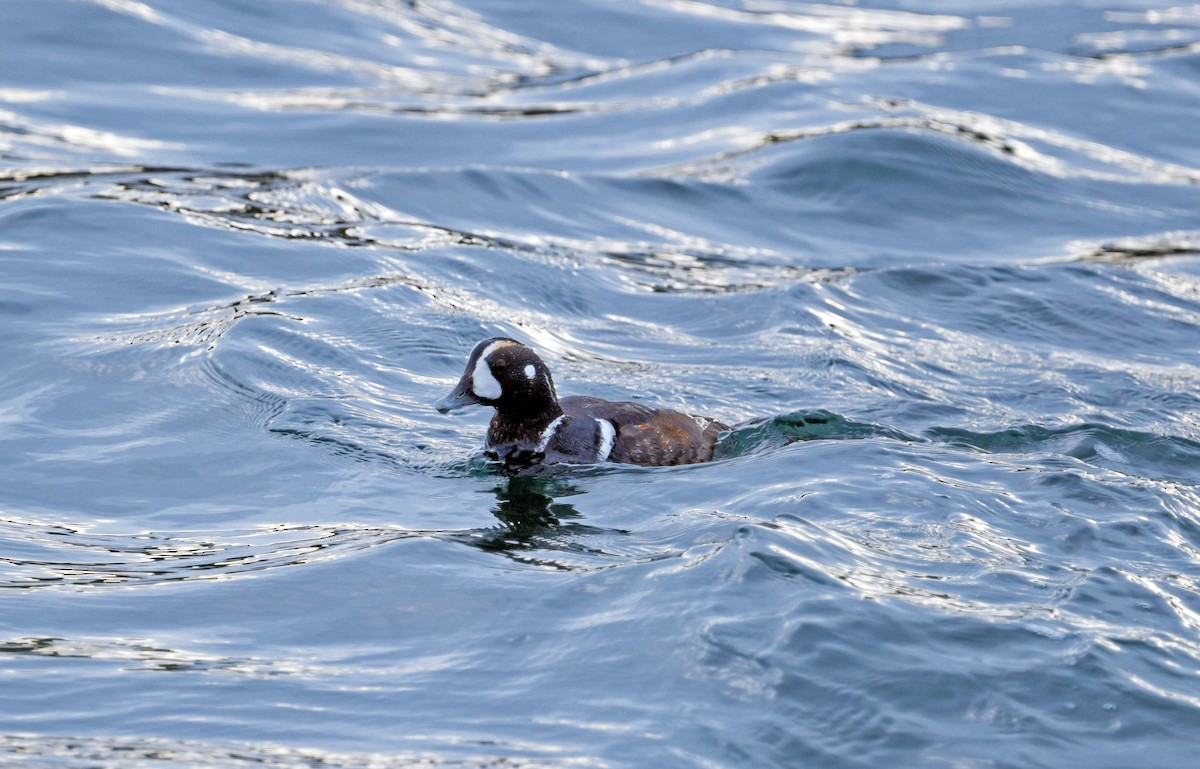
[434,380,480,414]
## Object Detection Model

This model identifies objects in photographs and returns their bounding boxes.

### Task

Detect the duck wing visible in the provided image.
[560,395,728,466]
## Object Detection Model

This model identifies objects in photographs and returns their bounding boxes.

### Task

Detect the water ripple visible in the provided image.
[649,98,1200,186]
[0,517,412,590]
[0,732,601,769]
[4,1,1200,764]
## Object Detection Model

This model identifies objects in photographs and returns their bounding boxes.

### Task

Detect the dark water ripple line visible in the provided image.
[0,518,424,591]
[87,0,602,95]
[27,162,842,308]
[87,268,435,352]
[168,47,835,118]
[0,633,482,684]
[160,84,673,119]
[1071,230,1200,263]
[1,635,290,677]
[81,165,588,251]
[101,173,410,248]
[648,98,1200,186]
[81,166,634,276]
[0,164,192,201]
[1074,24,1200,61]
[93,170,443,249]
[0,732,596,769]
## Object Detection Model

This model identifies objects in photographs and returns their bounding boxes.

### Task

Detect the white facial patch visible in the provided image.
[471,355,501,400]
[596,419,616,462]
[470,341,511,401]
[524,364,537,380]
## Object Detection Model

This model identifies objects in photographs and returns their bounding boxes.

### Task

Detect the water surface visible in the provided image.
[2,1,1199,767]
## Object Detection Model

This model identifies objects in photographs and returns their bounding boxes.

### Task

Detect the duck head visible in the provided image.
[435,337,560,417]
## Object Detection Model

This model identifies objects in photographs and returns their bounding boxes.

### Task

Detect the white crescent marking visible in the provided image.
[537,415,566,453]
[596,419,616,462]
[471,343,506,400]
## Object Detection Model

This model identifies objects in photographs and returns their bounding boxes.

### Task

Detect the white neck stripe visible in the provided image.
[537,415,566,453]
[596,419,616,462]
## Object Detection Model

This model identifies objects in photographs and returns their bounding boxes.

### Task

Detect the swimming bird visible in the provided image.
[435,338,728,467]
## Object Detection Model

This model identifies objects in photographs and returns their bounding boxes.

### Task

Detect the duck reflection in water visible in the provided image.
[491,474,575,530]
[466,474,621,563]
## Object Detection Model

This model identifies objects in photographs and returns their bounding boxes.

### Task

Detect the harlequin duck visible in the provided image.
[435,338,728,467]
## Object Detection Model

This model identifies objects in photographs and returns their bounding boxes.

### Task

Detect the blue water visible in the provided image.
[3,1,1200,767]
